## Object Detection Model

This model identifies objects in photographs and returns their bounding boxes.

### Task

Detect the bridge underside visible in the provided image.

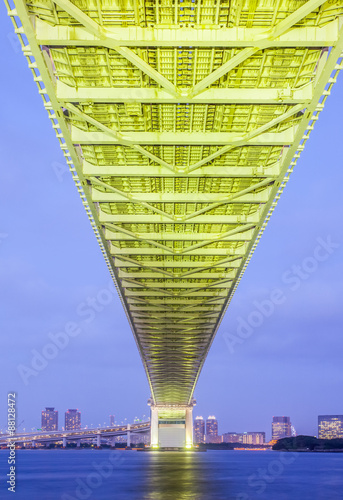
[7,0,343,439]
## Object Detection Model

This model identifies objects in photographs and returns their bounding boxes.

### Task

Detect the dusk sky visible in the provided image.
[1,8,342,440]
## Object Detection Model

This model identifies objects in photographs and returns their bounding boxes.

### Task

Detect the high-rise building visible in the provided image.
[65,409,81,430]
[272,416,292,440]
[318,415,343,439]
[41,407,58,431]
[206,416,218,437]
[109,415,115,427]
[193,416,205,444]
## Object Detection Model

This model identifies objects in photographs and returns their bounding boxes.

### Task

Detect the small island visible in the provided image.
[272,435,343,452]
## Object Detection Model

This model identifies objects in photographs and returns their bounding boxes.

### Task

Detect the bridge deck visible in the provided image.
[6,0,343,411]
[0,422,150,444]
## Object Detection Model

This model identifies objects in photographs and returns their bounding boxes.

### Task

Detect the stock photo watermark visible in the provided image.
[61,451,125,500]
[6,392,17,493]
[52,161,70,183]
[236,450,298,499]
[0,232,8,245]
[17,280,118,385]
[223,236,339,354]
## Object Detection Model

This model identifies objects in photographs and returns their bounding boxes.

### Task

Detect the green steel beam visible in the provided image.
[35,18,340,48]
[6,0,343,411]
[57,81,314,105]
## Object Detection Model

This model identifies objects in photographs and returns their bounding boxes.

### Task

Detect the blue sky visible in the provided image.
[0,7,342,439]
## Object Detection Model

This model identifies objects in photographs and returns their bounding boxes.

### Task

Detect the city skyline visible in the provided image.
[7,408,343,443]
[4,412,343,447]
[1,9,343,440]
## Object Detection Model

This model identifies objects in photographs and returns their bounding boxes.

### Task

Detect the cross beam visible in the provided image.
[35,18,340,48]
[72,128,295,146]
[57,81,313,105]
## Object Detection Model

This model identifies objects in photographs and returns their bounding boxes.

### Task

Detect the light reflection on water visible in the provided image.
[0,449,343,499]
[143,451,219,499]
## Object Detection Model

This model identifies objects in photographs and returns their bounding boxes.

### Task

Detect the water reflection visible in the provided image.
[142,451,231,499]
[2,449,343,500]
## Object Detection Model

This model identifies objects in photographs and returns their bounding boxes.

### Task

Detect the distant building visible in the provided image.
[194,416,205,444]
[318,415,343,439]
[205,434,223,444]
[65,409,81,430]
[206,416,218,437]
[41,407,58,431]
[223,432,243,443]
[222,432,265,444]
[130,431,150,445]
[109,415,115,426]
[272,416,292,440]
[242,432,265,445]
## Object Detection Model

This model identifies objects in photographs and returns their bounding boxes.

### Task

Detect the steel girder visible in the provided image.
[5,0,343,411]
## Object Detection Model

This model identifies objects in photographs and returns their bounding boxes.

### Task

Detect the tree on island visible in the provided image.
[273,435,343,451]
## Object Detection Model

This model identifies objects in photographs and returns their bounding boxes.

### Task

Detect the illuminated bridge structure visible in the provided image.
[0,422,150,448]
[6,0,343,448]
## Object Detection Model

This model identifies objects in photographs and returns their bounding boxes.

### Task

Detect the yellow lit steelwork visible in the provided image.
[5,0,343,414]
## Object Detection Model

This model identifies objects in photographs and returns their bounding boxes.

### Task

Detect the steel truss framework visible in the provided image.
[6,0,343,412]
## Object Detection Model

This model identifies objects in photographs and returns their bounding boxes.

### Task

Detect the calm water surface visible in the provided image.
[1,449,343,499]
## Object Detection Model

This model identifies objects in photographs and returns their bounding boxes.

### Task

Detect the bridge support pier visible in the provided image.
[96,433,101,448]
[62,437,67,448]
[148,399,195,448]
[185,407,193,448]
[127,424,131,447]
[31,441,35,448]
[76,439,81,448]
[150,405,159,448]
[111,436,116,447]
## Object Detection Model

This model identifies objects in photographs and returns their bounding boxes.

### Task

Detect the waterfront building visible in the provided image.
[130,431,150,445]
[318,415,343,439]
[205,434,223,443]
[222,432,265,444]
[41,407,58,431]
[272,416,292,440]
[206,415,218,437]
[194,416,205,444]
[65,409,81,430]
[242,432,265,445]
[223,432,243,443]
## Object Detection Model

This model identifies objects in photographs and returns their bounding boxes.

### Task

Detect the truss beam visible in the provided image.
[57,81,313,105]
[72,127,295,146]
[100,213,261,224]
[92,188,269,204]
[114,258,242,268]
[34,18,340,47]
[83,161,281,178]
[105,229,252,242]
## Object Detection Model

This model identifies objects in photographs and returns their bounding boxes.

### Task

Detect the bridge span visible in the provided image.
[5,0,343,447]
[0,422,150,448]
